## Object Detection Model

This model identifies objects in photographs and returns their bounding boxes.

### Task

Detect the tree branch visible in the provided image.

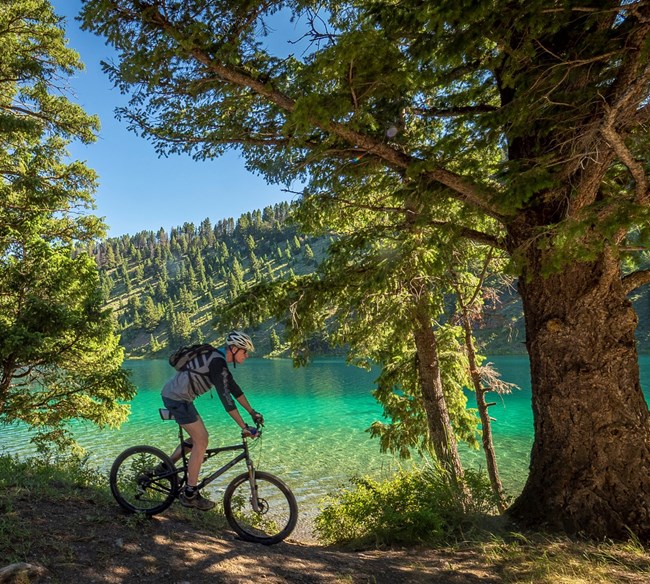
[601,121,648,203]
[599,49,650,204]
[287,188,507,249]
[442,224,505,249]
[568,13,650,214]
[411,104,498,118]
[143,4,505,223]
[622,269,650,294]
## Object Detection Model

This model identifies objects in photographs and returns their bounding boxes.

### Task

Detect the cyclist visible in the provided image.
[160,330,264,510]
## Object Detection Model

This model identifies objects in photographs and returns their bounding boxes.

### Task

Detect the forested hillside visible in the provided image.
[94,203,329,357]
[95,204,650,359]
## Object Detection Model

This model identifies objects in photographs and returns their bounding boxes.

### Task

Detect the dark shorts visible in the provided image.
[161,396,199,425]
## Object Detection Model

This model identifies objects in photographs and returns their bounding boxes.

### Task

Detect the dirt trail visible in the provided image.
[10,494,500,583]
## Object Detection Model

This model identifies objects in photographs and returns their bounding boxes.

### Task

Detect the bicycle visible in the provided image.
[109,408,298,545]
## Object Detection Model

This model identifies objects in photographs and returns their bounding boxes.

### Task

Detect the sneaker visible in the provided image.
[179,489,215,511]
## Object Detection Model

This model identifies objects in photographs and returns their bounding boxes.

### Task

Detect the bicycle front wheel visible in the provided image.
[110,445,178,515]
[223,471,298,545]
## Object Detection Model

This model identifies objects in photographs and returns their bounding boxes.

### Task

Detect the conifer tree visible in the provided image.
[169,310,192,345]
[231,257,245,284]
[304,244,315,265]
[270,328,281,352]
[263,206,274,226]
[141,295,161,331]
[0,0,134,450]
[105,245,116,267]
[149,334,161,353]
[119,261,132,293]
[83,0,650,539]
[199,217,214,245]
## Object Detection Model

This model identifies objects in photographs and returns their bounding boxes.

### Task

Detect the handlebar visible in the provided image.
[242,421,263,439]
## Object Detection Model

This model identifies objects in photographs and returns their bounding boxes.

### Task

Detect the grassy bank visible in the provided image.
[0,455,647,583]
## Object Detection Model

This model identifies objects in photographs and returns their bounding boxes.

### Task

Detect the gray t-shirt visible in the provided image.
[161,348,244,412]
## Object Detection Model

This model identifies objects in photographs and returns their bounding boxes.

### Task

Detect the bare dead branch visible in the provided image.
[479,362,519,395]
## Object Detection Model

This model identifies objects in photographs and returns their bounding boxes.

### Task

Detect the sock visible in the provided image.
[185,485,197,497]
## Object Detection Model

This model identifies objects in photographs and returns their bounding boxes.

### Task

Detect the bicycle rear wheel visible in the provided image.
[223,471,298,545]
[110,445,178,515]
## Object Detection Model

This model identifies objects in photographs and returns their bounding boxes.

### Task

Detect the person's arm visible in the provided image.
[236,394,255,417]
[208,356,257,430]
[208,356,245,425]
[226,406,248,430]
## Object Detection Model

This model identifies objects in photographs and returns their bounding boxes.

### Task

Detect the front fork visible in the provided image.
[246,459,261,513]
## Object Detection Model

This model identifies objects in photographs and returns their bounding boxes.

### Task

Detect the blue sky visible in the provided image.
[51,1,300,238]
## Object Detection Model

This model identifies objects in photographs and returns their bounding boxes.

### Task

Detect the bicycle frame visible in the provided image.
[170,420,261,512]
[186,433,249,487]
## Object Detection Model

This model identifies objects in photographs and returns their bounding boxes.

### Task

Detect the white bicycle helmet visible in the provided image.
[226,330,255,353]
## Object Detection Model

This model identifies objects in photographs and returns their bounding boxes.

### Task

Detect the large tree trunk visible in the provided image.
[508,247,650,540]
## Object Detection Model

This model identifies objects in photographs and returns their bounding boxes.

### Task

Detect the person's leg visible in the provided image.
[159,398,214,509]
[161,398,200,466]
[177,417,214,511]
[168,439,193,464]
[180,417,209,488]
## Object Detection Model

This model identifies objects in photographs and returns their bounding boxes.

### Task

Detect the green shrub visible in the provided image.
[0,453,105,495]
[314,463,502,547]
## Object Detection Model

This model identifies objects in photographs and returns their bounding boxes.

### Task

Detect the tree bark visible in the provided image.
[508,246,650,540]
[459,309,508,512]
[412,295,465,482]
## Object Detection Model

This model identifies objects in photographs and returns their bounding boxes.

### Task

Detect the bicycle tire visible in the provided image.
[223,471,298,545]
[110,445,178,515]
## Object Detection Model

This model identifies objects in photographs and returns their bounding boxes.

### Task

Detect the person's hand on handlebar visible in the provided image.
[250,410,264,426]
[242,425,259,439]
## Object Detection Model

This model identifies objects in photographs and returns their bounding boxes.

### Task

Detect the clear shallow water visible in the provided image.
[2,356,649,517]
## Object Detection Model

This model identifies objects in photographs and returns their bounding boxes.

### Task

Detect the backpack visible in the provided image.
[169,343,216,372]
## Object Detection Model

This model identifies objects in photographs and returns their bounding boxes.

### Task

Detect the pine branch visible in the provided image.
[127,114,293,147]
[143,3,505,223]
[285,189,506,249]
[601,122,648,204]
[600,58,650,204]
[568,13,650,215]
[410,105,498,118]
[433,222,505,249]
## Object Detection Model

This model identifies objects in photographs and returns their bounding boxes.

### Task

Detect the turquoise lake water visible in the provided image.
[3,356,650,518]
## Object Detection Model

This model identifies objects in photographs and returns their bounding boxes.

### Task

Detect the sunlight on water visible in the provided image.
[2,356,649,523]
